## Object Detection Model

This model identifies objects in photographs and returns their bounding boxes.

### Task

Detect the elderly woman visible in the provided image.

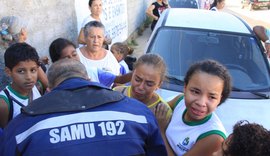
[76,21,120,75]
[0,16,48,91]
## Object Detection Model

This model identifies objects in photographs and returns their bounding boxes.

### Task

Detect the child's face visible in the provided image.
[60,45,80,61]
[131,64,161,103]
[111,50,123,62]
[5,60,38,94]
[217,0,226,9]
[184,72,223,122]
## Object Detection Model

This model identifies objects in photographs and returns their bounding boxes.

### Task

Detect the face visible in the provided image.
[60,45,79,61]
[111,50,123,62]
[85,27,105,52]
[184,72,223,122]
[217,0,225,9]
[90,0,102,16]
[131,64,162,103]
[5,60,38,96]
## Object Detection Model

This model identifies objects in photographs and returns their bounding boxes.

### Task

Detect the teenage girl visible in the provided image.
[113,53,173,155]
[166,59,232,156]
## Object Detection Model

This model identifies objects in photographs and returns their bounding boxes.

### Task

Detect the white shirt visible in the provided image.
[76,48,120,76]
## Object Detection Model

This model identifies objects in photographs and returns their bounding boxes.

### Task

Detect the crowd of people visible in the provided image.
[0,0,270,155]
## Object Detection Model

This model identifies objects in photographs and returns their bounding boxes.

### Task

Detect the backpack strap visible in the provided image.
[3,89,14,121]
[3,88,26,121]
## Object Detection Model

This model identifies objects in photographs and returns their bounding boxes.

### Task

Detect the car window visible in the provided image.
[169,0,198,8]
[147,27,270,91]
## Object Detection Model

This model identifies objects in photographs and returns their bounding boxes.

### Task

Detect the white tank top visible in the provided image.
[0,85,41,119]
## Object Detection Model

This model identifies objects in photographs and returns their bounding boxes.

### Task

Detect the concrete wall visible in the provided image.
[127,0,153,37]
[0,0,153,57]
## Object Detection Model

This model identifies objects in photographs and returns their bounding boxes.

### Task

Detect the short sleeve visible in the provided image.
[97,69,116,87]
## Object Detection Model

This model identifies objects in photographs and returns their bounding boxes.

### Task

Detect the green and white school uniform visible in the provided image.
[0,85,41,120]
[165,96,226,155]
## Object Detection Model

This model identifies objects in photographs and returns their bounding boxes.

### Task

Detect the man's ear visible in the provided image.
[4,67,11,77]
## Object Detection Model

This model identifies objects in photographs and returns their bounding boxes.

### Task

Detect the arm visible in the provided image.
[253,26,268,42]
[184,135,224,156]
[37,66,48,94]
[153,103,175,156]
[114,72,132,84]
[146,4,159,20]
[0,98,9,128]
[253,26,270,57]
[78,28,86,45]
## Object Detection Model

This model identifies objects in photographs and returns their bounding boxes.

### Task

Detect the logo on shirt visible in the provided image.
[182,137,190,146]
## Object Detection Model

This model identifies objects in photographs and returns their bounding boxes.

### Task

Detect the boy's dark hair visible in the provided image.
[223,120,270,156]
[4,42,39,70]
[184,59,232,105]
[49,38,76,63]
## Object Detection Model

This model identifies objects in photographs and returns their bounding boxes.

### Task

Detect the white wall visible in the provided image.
[0,0,153,57]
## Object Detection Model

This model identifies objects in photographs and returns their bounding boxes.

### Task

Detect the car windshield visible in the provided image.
[169,0,198,8]
[148,27,270,92]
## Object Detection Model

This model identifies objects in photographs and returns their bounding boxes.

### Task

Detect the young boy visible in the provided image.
[111,42,132,75]
[0,43,42,128]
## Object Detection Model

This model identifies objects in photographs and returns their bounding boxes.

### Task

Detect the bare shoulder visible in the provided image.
[168,93,184,109]
[0,97,10,128]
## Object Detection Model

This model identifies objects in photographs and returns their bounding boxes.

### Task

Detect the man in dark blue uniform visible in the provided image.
[0,59,167,156]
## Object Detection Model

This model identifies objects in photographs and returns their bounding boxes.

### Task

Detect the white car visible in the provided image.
[145,8,270,134]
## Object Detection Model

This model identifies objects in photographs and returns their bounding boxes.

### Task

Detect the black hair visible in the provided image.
[4,42,39,70]
[184,59,231,105]
[210,0,225,9]
[49,38,76,63]
[88,0,94,7]
[223,120,270,156]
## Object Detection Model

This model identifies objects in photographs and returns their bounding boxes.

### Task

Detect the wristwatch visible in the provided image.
[265,39,270,44]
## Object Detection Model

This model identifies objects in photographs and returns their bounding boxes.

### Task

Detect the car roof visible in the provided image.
[163,8,251,34]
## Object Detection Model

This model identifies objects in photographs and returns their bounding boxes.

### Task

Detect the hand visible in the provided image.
[152,103,172,132]
[265,42,270,58]
[40,56,49,65]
